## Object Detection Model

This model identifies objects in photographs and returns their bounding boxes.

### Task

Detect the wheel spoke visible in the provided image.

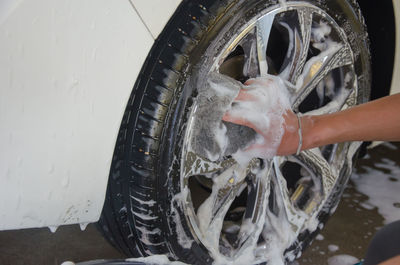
[271,149,336,233]
[272,157,308,231]
[240,30,259,78]
[256,160,306,261]
[197,164,247,251]
[234,163,272,251]
[183,151,236,178]
[305,87,354,116]
[292,43,353,110]
[343,84,358,109]
[292,8,314,82]
[304,68,357,116]
[298,148,338,196]
[279,8,313,84]
[256,12,277,76]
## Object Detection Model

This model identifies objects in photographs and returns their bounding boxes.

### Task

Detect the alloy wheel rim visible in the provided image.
[179,2,361,262]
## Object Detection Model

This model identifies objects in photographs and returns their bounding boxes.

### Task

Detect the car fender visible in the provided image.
[0,0,155,230]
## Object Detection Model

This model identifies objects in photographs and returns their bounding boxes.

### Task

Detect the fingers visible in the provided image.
[244,77,272,86]
[244,79,256,85]
[237,78,274,101]
[222,111,251,128]
[234,89,254,101]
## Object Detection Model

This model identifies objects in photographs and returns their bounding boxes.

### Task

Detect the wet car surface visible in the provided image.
[0,142,399,265]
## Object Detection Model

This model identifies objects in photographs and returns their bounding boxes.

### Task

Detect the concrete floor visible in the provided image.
[299,180,384,264]
[299,142,400,265]
[0,143,398,265]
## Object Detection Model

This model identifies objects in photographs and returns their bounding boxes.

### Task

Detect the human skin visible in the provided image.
[379,255,400,265]
[223,93,400,156]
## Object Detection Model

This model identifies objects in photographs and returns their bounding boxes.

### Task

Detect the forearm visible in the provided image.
[301,94,400,150]
[379,255,400,265]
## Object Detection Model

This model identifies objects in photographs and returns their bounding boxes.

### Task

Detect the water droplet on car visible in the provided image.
[79,222,89,231]
[61,176,69,188]
[48,226,58,233]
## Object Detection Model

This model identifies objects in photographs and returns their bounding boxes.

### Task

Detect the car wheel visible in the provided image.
[98,0,371,264]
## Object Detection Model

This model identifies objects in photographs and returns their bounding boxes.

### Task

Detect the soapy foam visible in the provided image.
[311,21,331,51]
[126,255,188,265]
[195,165,271,265]
[171,187,194,249]
[279,0,287,9]
[225,75,291,166]
[328,244,339,252]
[48,226,58,233]
[189,73,291,167]
[258,178,298,265]
[327,254,359,265]
[352,156,400,224]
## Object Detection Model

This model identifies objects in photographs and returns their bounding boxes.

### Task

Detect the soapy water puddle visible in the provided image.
[298,142,400,265]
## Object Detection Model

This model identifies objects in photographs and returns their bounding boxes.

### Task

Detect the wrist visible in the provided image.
[296,114,303,155]
[300,115,319,150]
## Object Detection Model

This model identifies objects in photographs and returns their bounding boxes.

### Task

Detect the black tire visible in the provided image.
[98,0,371,264]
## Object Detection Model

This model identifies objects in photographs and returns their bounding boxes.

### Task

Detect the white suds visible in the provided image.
[195,165,271,265]
[352,155,400,224]
[48,226,58,233]
[311,21,332,51]
[171,187,194,249]
[126,255,188,265]
[315,234,324,241]
[225,75,291,166]
[328,244,339,252]
[278,0,287,9]
[359,201,375,210]
[79,222,89,231]
[327,254,359,265]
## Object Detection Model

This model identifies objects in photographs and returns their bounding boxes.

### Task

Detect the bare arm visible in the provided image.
[278,94,400,155]
[223,90,400,156]
[379,255,400,265]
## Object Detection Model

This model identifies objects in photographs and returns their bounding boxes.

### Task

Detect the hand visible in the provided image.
[222,77,300,157]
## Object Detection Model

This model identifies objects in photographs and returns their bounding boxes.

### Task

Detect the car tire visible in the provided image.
[98,0,371,264]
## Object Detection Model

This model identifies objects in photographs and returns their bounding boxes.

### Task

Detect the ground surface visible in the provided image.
[0,143,399,265]
[299,142,400,265]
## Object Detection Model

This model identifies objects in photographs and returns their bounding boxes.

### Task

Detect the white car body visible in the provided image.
[0,0,399,231]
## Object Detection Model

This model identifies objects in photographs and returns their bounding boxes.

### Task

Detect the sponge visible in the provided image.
[188,72,256,161]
